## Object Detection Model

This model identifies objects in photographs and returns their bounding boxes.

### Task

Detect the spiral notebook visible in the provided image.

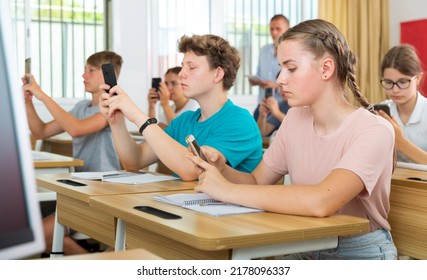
[153,193,263,217]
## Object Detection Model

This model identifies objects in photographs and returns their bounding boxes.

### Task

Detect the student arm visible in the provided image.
[193,157,364,217]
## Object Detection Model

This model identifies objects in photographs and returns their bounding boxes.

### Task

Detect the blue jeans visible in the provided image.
[284,229,397,260]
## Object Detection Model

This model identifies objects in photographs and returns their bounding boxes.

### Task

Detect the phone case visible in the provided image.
[265,87,273,98]
[373,104,391,116]
[101,63,117,88]
[151,77,161,91]
[185,134,207,161]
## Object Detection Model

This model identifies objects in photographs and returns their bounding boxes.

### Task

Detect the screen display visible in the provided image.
[0,0,44,259]
[0,28,34,250]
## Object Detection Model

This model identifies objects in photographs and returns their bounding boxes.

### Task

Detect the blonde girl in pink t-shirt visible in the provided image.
[189,19,397,260]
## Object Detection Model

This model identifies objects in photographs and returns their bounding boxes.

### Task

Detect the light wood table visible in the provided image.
[388,167,427,259]
[36,173,196,257]
[40,132,73,157]
[33,151,84,202]
[90,190,370,260]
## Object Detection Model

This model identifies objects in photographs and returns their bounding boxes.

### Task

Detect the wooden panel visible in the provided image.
[126,223,230,260]
[389,170,427,259]
[57,195,116,247]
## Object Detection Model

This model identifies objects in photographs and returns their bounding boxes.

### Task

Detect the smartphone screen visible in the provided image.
[265,87,273,99]
[185,134,207,161]
[101,63,117,89]
[151,77,161,92]
[373,104,391,116]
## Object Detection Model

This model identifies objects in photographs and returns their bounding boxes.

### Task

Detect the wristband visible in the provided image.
[139,118,157,134]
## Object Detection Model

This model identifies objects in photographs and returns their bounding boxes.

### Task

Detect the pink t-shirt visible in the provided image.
[264,107,395,231]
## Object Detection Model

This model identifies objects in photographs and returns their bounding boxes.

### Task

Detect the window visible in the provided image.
[149,0,317,97]
[11,0,107,98]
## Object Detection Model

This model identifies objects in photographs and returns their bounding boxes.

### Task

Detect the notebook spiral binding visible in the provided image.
[183,198,222,206]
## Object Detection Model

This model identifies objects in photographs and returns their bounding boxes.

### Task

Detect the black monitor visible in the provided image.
[0,0,45,259]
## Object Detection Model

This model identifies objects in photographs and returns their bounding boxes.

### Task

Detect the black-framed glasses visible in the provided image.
[380,76,416,90]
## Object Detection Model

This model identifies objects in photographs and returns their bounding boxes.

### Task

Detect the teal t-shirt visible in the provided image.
[165,100,262,173]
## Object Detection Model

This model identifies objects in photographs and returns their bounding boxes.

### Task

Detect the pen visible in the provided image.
[199,202,227,206]
[102,172,137,179]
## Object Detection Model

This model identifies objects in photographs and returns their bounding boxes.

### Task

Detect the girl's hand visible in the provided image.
[188,154,233,202]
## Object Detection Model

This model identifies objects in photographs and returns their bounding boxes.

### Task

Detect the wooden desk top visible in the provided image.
[392,167,427,188]
[43,132,72,143]
[90,190,370,251]
[32,151,84,168]
[36,173,196,203]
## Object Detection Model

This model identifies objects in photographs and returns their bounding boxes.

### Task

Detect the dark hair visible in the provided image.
[270,14,289,26]
[86,51,123,77]
[278,19,370,108]
[165,66,182,76]
[381,44,422,77]
[177,34,240,90]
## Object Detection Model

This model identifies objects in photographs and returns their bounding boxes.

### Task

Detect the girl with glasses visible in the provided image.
[378,44,427,164]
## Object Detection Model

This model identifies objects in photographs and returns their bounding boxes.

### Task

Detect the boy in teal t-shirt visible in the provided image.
[165,100,262,173]
[100,34,262,181]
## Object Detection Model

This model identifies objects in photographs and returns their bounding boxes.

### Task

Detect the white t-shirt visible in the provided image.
[263,107,395,232]
[389,92,427,162]
[157,99,199,125]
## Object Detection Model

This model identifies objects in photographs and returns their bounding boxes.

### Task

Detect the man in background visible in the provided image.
[249,14,289,120]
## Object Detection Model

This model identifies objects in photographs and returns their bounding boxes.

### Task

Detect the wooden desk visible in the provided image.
[36,173,196,256]
[33,151,84,202]
[41,132,73,157]
[388,167,427,259]
[90,190,370,260]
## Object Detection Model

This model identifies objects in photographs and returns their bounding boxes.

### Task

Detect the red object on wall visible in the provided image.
[401,19,427,97]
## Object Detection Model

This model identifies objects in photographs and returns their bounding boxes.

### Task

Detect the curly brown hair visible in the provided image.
[177,34,240,91]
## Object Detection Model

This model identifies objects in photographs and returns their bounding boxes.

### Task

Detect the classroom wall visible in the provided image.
[389,0,427,46]
[36,1,427,128]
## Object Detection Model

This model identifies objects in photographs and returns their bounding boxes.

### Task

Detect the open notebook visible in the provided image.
[71,171,178,184]
[153,193,263,217]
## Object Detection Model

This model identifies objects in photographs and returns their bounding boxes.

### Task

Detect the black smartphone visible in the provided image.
[101,63,117,92]
[373,104,391,116]
[151,77,162,92]
[56,179,86,187]
[25,58,31,83]
[185,134,207,161]
[265,87,273,99]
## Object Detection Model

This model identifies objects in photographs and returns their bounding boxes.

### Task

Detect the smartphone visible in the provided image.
[101,63,117,92]
[185,134,207,161]
[151,77,162,92]
[265,87,273,99]
[373,104,391,116]
[25,58,31,83]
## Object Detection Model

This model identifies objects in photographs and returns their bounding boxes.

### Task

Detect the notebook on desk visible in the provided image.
[396,162,427,172]
[153,193,263,217]
[71,171,178,184]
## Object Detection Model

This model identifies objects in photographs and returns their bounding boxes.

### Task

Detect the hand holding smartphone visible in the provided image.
[373,104,391,117]
[185,134,207,161]
[101,63,117,94]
